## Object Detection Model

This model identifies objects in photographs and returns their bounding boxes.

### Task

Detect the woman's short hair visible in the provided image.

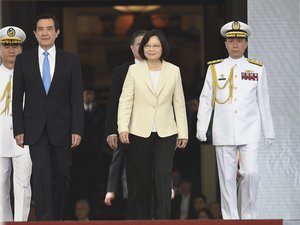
[138,29,170,61]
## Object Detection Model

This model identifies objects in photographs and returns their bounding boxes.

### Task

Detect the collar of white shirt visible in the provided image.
[38,45,56,58]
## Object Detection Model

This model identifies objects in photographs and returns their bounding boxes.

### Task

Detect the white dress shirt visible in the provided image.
[180,194,191,219]
[38,45,56,80]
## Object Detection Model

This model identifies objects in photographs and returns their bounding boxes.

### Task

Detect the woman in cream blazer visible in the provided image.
[118,29,188,219]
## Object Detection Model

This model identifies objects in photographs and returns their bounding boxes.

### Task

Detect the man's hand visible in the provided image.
[176,139,188,149]
[104,192,115,206]
[15,134,24,148]
[196,131,207,142]
[119,131,130,144]
[71,134,82,148]
[106,135,118,150]
[171,188,175,199]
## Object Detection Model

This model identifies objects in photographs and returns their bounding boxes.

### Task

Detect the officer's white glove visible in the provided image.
[265,138,274,148]
[196,131,207,142]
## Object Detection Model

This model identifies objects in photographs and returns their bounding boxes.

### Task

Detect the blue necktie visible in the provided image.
[42,51,51,94]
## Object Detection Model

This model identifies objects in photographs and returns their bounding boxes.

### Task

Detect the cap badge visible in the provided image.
[7,27,16,37]
[232,21,241,31]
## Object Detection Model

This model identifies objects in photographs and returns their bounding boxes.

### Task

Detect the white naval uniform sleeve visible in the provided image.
[257,66,275,139]
[196,66,214,139]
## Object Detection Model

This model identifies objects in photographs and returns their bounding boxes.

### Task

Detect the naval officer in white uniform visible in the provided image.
[0,26,32,222]
[196,21,275,219]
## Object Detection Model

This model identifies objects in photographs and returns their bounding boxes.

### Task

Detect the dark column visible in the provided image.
[2,1,37,50]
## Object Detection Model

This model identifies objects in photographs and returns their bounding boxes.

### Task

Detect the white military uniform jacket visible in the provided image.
[0,64,29,157]
[197,56,275,146]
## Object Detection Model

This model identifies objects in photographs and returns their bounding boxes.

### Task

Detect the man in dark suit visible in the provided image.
[171,178,196,219]
[12,13,84,221]
[104,30,147,219]
[66,88,106,219]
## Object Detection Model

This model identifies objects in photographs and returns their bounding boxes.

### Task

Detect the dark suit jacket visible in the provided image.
[83,104,106,148]
[12,47,84,146]
[105,61,134,197]
[170,194,197,219]
[106,149,126,195]
[105,61,134,136]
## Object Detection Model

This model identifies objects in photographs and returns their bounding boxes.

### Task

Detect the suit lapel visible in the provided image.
[33,48,48,95]
[49,48,63,94]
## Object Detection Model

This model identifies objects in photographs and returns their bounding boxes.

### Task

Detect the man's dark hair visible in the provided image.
[34,13,60,31]
[139,29,170,61]
[130,30,148,45]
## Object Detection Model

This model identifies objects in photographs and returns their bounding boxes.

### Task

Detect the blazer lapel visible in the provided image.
[141,61,155,94]
[156,61,168,96]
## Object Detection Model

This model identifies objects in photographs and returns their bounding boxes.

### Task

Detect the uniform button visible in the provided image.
[235,75,237,78]
[234,98,237,102]
[234,110,237,113]
[234,87,238,90]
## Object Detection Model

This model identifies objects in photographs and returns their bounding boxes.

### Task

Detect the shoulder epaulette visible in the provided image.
[248,58,263,67]
[207,59,224,65]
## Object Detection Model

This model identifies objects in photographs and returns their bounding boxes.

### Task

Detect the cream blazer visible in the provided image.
[118,60,188,139]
